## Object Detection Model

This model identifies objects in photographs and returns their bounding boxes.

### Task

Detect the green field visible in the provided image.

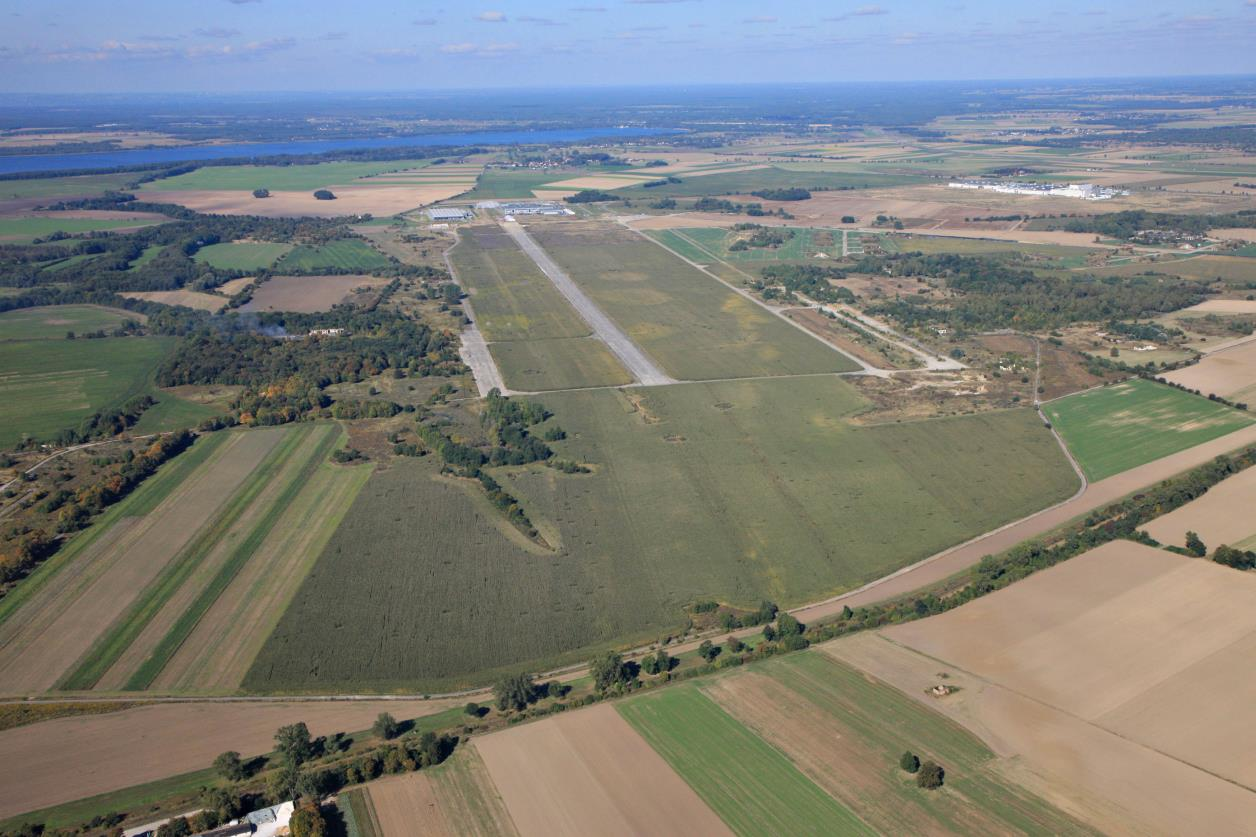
[246,378,1077,692]
[193,241,294,271]
[666,226,845,264]
[0,215,162,243]
[274,239,392,272]
[1043,378,1255,481]
[0,172,136,201]
[145,159,432,192]
[892,235,1092,267]
[533,223,857,379]
[450,225,630,390]
[129,391,222,434]
[699,652,1096,834]
[617,166,924,198]
[1089,254,1256,285]
[0,304,141,340]
[0,336,174,448]
[127,244,166,271]
[619,686,874,835]
[462,169,582,200]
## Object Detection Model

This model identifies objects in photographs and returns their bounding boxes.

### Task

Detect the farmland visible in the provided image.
[0,214,163,242]
[144,159,435,192]
[0,304,141,340]
[246,377,1077,692]
[0,335,175,448]
[836,538,1256,833]
[192,241,294,271]
[239,274,392,313]
[273,238,393,272]
[616,166,924,198]
[1042,378,1255,481]
[1163,339,1256,404]
[364,747,518,837]
[529,221,858,379]
[1141,464,1256,549]
[657,226,845,264]
[0,424,370,693]
[618,686,873,835]
[120,289,228,312]
[449,224,631,390]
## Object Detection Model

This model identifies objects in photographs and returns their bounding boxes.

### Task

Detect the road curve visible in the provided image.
[500,218,675,387]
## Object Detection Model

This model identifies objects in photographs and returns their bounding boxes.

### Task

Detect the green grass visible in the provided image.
[42,252,99,273]
[462,169,577,200]
[0,336,175,448]
[340,788,381,837]
[274,239,392,272]
[127,244,166,271]
[491,337,633,391]
[193,241,294,271]
[0,768,219,834]
[891,235,1093,267]
[1043,378,1255,481]
[0,172,136,201]
[1089,255,1256,285]
[246,378,1078,692]
[533,224,856,379]
[0,433,229,632]
[617,166,924,198]
[0,304,141,341]
[618,686,874,836]
[645,229,714,264]
[0,216,162,242]
[669,226,849,264]
[145,159,432,192]
[130,392,222,434]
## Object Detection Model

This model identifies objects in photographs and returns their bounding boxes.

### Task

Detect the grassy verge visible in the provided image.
[0,768,218,834]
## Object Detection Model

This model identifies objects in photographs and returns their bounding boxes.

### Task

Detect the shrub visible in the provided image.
[372,712,400,740]
[1185,530,1207,557]
[313,189,336,201]
[900,751,920,773]
[917,760,945,789]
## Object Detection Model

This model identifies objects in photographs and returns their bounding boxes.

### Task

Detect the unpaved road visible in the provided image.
[458,313,508,396]
[500,218,674,387]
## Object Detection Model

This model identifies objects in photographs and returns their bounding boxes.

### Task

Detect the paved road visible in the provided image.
[458,312,508,396]
[500,218,675,387]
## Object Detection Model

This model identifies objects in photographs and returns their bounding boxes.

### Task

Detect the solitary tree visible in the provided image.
[899,751,921,773]
[274,722,314,766]
[917,760,945,789]
[253,188,270,199]
[372,712,400,740]
[493,673,537,712]
[1185,531,1207,557]
[213,750,247,782]
[313,189,336,200]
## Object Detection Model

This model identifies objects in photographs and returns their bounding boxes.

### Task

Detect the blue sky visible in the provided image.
[2,0,1255,92]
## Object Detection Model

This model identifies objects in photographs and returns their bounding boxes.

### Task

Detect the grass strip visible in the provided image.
[0,768,218,833]
[0,432,228,631]
[341,788,382,837]
[57,427,310,689]
[124,425,342,689]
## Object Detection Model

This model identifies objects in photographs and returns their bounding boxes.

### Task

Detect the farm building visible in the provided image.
[478,200,574,216]
[427,206,473,221]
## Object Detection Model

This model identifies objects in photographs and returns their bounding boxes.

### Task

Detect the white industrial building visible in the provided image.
[947,180,1126,200]
[427,206,474,221]
[476,200,573,216]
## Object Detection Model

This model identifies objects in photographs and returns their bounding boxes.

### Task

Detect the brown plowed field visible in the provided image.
[137,184,472,218]
[0,430,283,692]
[1164,339,1256,402]
[1141,464,1256,549]
[0,698,458,820]
[239,275,390,313]
[474,703,731,837]
[368,772,452,836]
[368,747,519,837]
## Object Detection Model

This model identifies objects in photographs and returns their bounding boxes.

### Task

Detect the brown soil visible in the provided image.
[1141,465,1256,548]
[0,698,459,820]
[474,703,731,837]
[1164,339,1256,401]
[120,290,228,312]
[368,772,453,837]
[239,275,391,314]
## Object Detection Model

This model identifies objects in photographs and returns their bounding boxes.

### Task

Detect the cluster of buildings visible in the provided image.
[948,180,1127,200]
[124,801,294,837]
[476,200,573,217]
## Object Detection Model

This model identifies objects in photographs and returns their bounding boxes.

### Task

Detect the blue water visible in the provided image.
[0,127,671,176]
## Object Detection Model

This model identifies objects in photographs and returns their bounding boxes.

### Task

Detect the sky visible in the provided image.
[2,0,1255,93]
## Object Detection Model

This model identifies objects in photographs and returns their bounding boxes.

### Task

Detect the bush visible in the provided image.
[1185,530,1207,557]
[313,189,336,201]
[899,751,920,773]
[253,188,270,199]
[917,760,945,789]
[372,712,400,740]
[493,673,537,712]
[213,750,247,782]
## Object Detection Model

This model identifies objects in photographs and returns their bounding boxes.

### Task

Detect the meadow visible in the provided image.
[617,166,924,198]
[532,222,858,379]
[0,304,140,340]
[246,377,1077,692]
[274,239,393,272]
[0,172,136,201]
[144,159,433,192]
[462,169,584,200]
[1042,378,1254,481]
[667,226,845,263]
[618,686,873,835]
[0,336,175,448]
[192,241,294,271]
[0,215,162,242]
[1090,254,1256,285]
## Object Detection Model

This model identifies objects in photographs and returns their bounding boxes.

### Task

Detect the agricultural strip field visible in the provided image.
[529,221,857,379]
[144,159,435,192]
[449,224,630,391]
[0,304,141,340]
[274,239,392,272]
[247,377,1078,692]
[1163,338,1256,404]
[1141,464,1256,550]
[364,747,518,837]
[705,653,1093,835]
[0,215,163,242]
[1042,378,1254,481]
[0,335,175,448]
[192,241,294,270]
[618,686,874,835]
[844,539,1256,833]
[615,166,924,198]
[474,702,728,837]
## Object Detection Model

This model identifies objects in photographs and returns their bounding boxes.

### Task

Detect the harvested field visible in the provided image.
[0,304,142,341]
[145,159,436,192]
[1141,464,1256,549]
[1172,299,1256,315]
[413,747,518,837]
[616,166,922,198]
[0,430,283,692]
[832,538,1256,832]
[215,276,256,297]
[529,220,857,379]
[120,289,228,312]
[705,654,1093,835]
[1163,338,1256,403]
[248,378,1077,692]
[240,274,391,313]
[0,698,459,820]
[619,686,872,834]
[1042,378,1254,481]
[138,186,465,218]
[475,703,727,837]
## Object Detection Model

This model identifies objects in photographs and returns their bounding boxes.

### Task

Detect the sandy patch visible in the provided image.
[120,290,228,312]
[0,698,459,820]
[240,274,391,314]
[1221,228,1256,243]
[1141,464,1256,548]
[474,703,730,837]
[137,184,473,218]
[1175,299,1256,315]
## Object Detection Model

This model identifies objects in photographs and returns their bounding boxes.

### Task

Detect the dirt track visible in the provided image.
[0,698,459,820]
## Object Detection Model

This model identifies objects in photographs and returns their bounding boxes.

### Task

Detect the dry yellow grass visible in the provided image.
[120,290,228,312]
